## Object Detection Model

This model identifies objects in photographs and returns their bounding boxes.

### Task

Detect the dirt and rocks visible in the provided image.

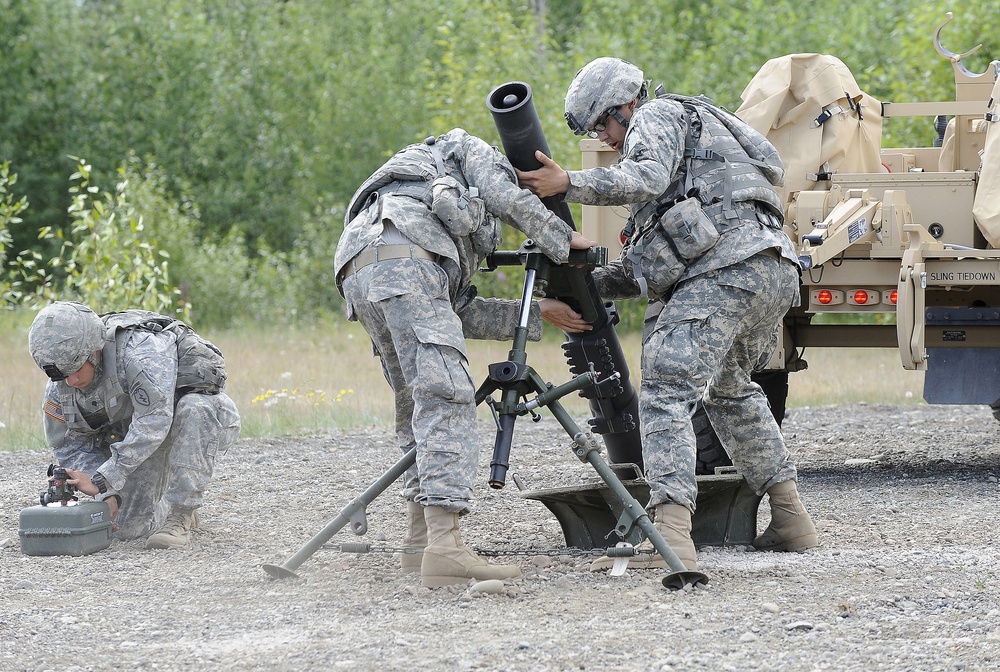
[2,402,1000,672]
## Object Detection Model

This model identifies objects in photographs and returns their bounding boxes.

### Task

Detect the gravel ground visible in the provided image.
[2,402,1000,672]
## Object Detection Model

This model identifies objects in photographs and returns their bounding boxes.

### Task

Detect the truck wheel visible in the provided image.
[694,370,790,475]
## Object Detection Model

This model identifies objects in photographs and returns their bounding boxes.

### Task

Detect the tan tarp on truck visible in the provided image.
[734,53,884,206]
[972,75,1000,247]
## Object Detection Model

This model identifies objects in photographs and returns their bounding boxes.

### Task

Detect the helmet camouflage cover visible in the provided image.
[564,57,645,136]
[28,301,106,380]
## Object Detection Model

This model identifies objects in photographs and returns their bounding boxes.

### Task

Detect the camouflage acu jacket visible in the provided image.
[564,98,797,301]
[42,329,181,492]
[334,128,575,300]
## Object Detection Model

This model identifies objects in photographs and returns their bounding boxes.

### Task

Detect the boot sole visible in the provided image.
[421,567,522,586]
[421,573,521,588]
[144,538,188,550]
[753,534,819,553]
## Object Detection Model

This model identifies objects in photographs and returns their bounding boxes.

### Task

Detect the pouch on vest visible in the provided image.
[431,175,485,237]
[627,225,686,300]
[173,327,227,395]
[626,198,720,299]
[658,198,720,260]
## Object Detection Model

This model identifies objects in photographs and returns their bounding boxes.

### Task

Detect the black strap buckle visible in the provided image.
[689,148,721,162]
[42,364,67,381]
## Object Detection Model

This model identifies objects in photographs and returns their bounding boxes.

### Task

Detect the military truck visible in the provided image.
[580,12,1000,423]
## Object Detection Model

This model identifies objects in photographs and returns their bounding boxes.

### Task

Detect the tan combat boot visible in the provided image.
[753,480,819,552]
[420,506,522,588]
[590,503,698,572]
[145,508,198,550]
[400,500,426,573]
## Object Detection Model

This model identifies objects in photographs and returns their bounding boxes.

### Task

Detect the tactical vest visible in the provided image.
[58,311,227,431]
[629,93,785,234]
[344,133,498,263]
[621,94,787,300]
[346,137,465,222]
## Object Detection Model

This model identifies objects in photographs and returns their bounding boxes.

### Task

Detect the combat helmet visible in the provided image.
[28,301,105,381]
[564,57,647,137]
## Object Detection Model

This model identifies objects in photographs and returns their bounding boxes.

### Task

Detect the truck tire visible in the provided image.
[694,370,790,475]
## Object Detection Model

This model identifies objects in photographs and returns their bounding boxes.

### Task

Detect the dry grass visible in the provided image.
[212,319,619,438]
[0,315,924,452]
[788,347,924,408]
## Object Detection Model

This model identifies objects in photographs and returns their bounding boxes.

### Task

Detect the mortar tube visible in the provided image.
[487,81,643,476]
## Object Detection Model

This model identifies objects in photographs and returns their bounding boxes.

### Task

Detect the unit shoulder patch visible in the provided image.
[130,380,151,406]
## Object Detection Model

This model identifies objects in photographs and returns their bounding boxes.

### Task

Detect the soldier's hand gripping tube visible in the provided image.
[487,82,576,226]
[488,81,643,478]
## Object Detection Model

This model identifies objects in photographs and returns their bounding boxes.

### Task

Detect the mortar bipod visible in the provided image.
[476,248,708,590]
[263,247,708,590]
[262,447,416,579]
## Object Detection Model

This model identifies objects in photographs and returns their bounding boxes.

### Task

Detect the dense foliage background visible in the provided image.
[2,0,997,327]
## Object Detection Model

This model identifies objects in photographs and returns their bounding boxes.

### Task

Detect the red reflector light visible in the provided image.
[888,290,898,304]
[853,289,871,305]
[817,289,835,305]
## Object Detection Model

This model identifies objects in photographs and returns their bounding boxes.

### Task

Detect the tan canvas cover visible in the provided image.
[937,119,959,172]
[972,75,1000,247]
[735,53,884,206]
[939,116,989,172]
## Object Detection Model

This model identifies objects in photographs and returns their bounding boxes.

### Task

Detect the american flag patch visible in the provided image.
[44,400,65,423]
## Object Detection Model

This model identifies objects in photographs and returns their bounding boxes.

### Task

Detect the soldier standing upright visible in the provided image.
[335,128,595,587]
[28,301,240,549]
[517,58,819,571]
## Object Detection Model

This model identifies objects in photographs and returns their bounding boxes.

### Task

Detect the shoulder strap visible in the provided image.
[425,135,446,178]
[345,136,446,223]
[658,91,782,221]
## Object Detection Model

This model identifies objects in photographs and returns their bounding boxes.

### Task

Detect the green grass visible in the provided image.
[0,313,924,453]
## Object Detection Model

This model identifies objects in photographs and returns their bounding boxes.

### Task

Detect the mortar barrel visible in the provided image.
[487,81,643,476]
[487,81,576,227]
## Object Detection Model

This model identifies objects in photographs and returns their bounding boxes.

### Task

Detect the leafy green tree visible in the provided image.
[0,162,28,272]
[2,0,998,329]
[48,158,184,316]
[0,0,86,255]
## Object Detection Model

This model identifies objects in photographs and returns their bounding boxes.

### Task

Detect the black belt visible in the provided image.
[340,244,436,280]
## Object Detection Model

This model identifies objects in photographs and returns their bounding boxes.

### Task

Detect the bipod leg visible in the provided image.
[546,398,709,591]
[262,448,416,579]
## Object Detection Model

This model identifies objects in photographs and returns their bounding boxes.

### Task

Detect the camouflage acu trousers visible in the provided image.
[640,250,799,512]
[342,255,479,513]
[116,392,240,539]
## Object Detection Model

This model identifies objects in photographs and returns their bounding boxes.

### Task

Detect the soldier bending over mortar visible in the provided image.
[334,128,595,587]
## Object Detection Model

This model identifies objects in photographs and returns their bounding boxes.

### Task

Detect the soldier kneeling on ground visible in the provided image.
[28,301,241,550]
